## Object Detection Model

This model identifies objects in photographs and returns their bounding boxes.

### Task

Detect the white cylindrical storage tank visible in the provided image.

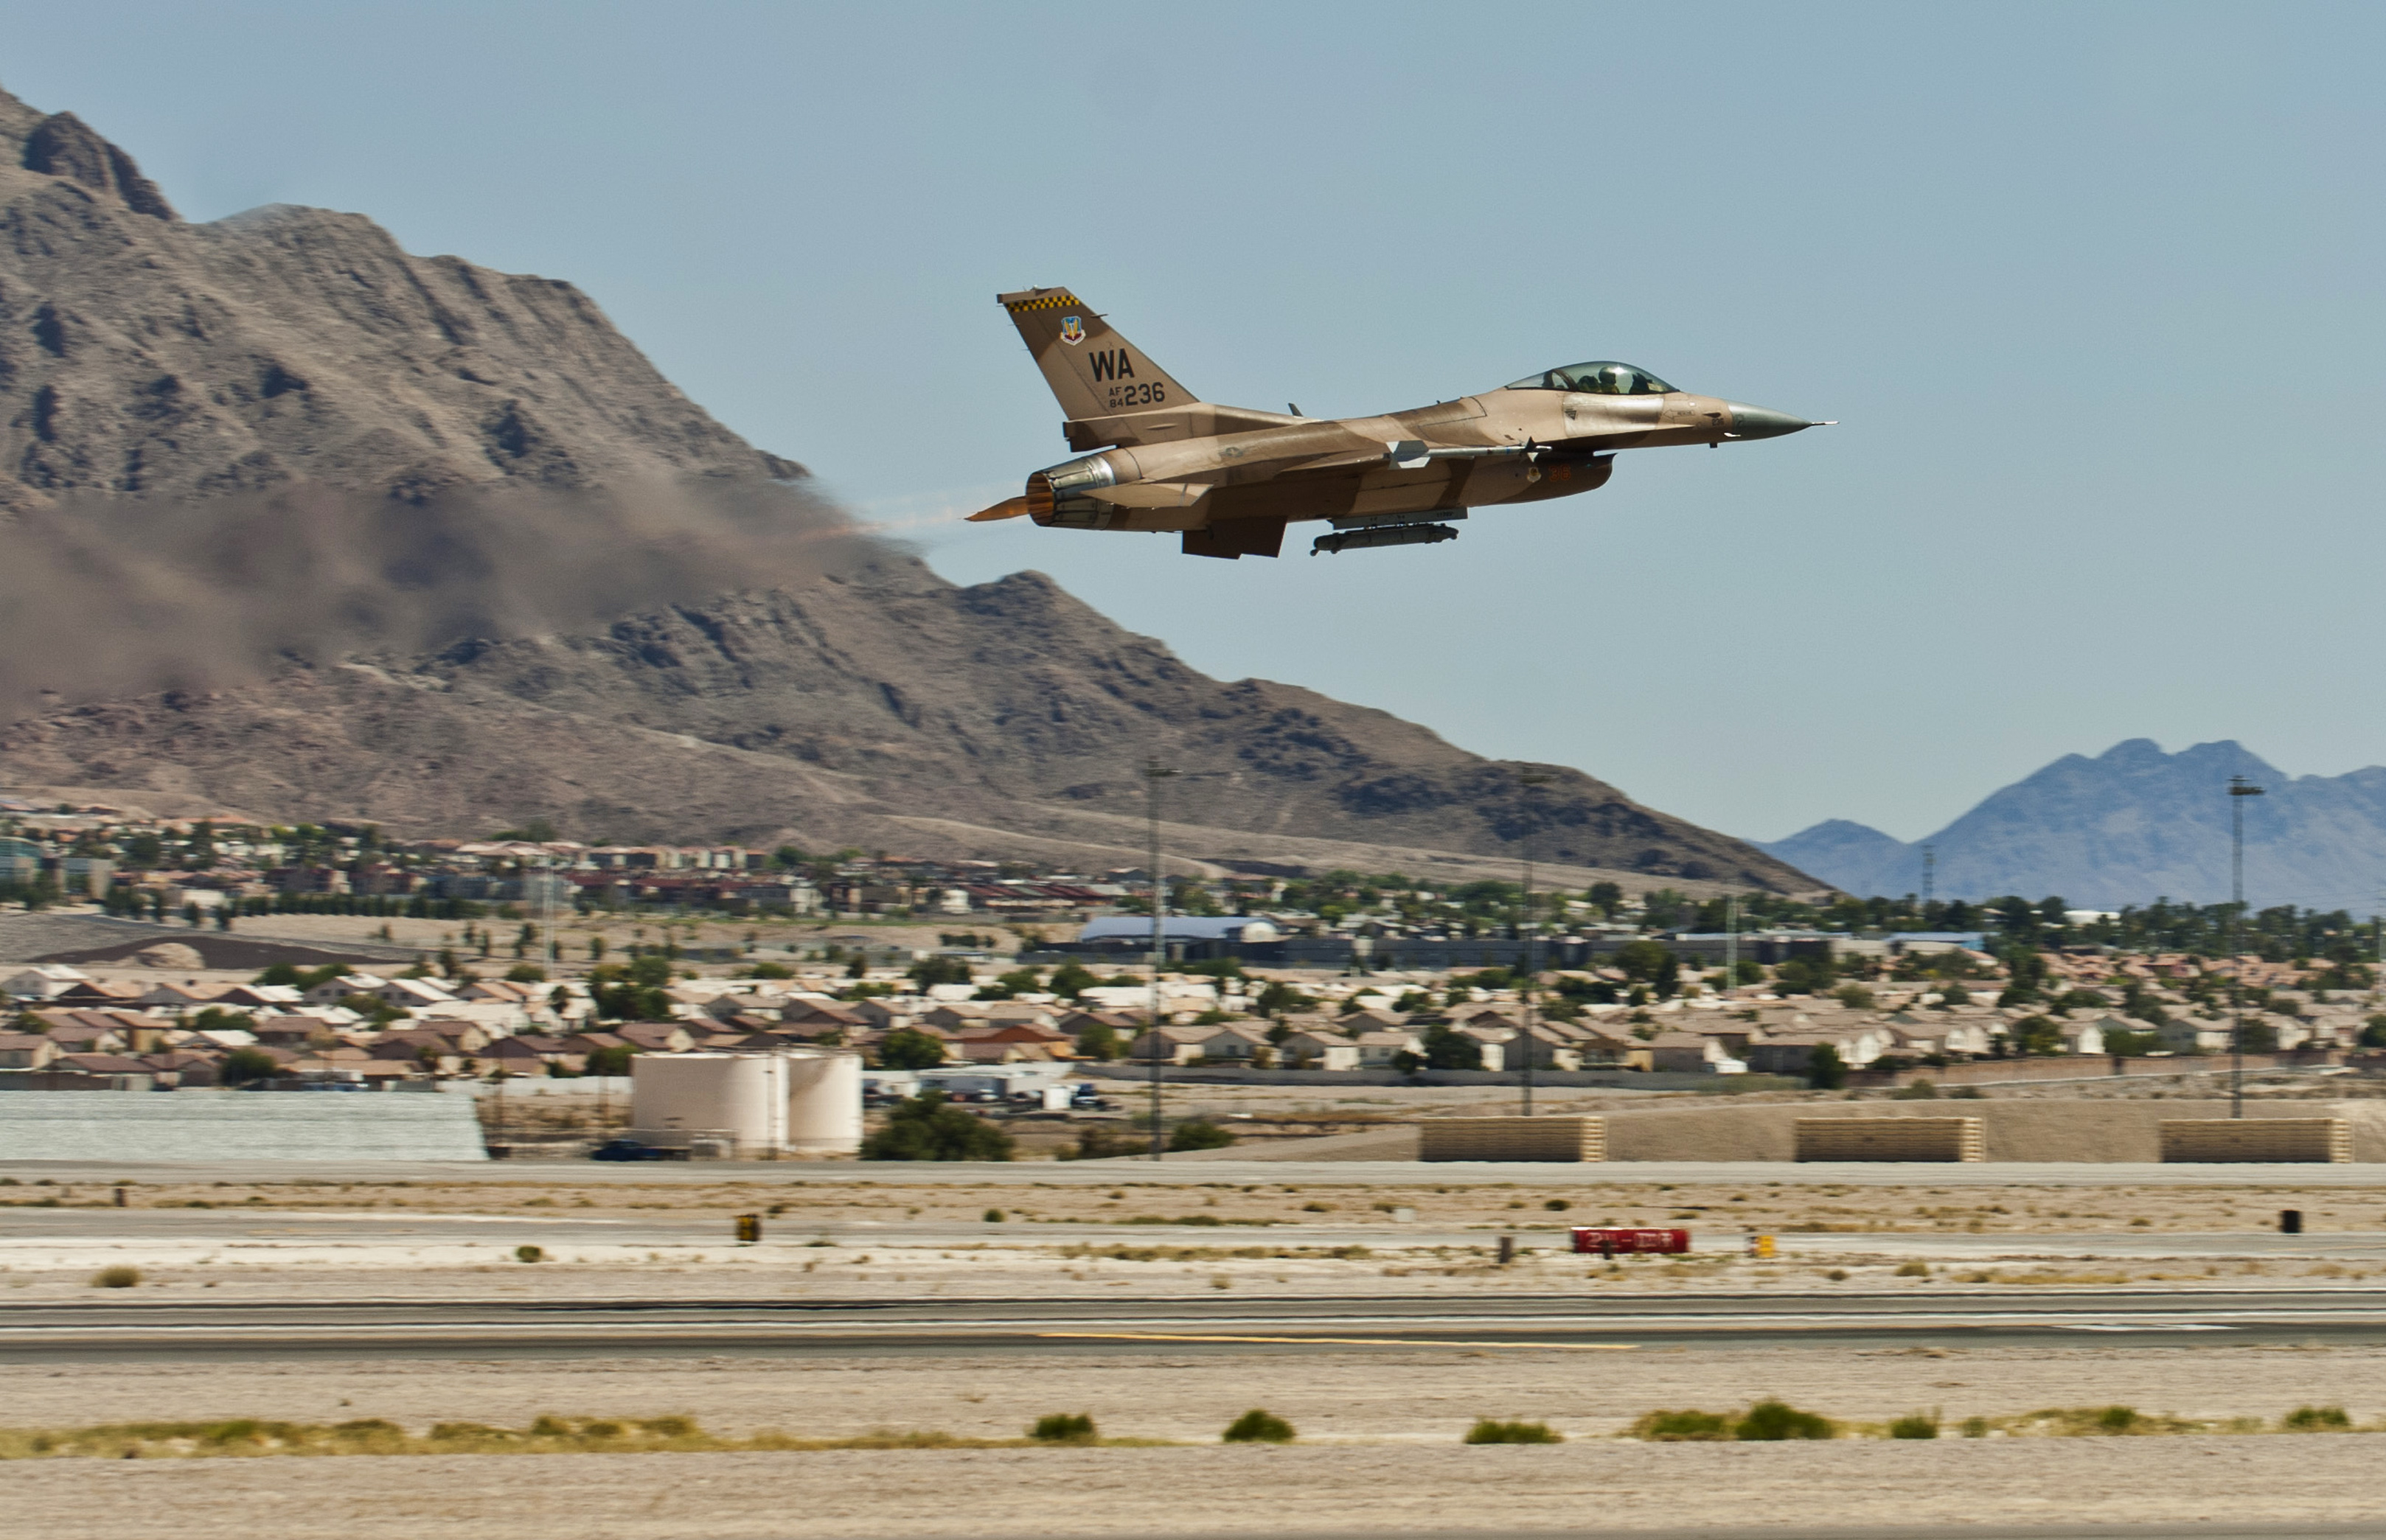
[784,1049,863,1154]
[630,1053,779,1154]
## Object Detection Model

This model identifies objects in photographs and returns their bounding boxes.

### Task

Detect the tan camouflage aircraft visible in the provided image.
[971,287,1829,558]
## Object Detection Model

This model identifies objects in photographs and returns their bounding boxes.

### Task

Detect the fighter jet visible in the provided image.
[970,287,1828,558]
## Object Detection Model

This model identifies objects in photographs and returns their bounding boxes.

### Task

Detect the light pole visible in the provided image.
[2227,773,2265,1118]
[1724,892,1739,998]
[1144,759,1178,1160]
[1517,770,1551,1115]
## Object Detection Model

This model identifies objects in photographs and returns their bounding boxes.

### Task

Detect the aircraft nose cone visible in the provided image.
[1723,403,1818,440]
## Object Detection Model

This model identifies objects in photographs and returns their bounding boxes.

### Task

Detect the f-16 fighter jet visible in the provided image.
[971,287,1828,558]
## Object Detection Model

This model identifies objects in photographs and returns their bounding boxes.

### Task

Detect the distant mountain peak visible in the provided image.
[1764,738,2386,907]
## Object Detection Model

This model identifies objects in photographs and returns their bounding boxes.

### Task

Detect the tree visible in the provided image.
[1075,1022,1122,1062]
[908,955,973,988]
[585,1044,635,1076]
[1997,950,2049,1008]
[2009,1014,2064,1056]
[1613,941,1682,999]
[220,1047,281,1087]
[1585,881,1624,919]
[860,1093,1014,1161]
[120,832,164,870]
[1420,1023,1484,1070]
[1253,980,1315,1017]
[1805,1044,1846,1090]
[505,963,548,983]
[878,1028,947,1070]
[1048,963,1098,1000]
[182,820,218,871]
[1772,955,1836,995]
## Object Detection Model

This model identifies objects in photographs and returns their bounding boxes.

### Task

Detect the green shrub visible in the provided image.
[2094,1405,2140,1434]
[515,1244,545,1264]
[1736,1400,1835,1440]
[1464,1418,1562,1444]
[1168,1119,1237,1151]
[1959,1416,1990,1438]
[1542,1198,1571,1212]
[91,1266,141,1289]
[1222,1408,1295,1443]
[1029,1412,1098,1444]
[983,1208,1005,1223]
[860,1092,1015,1161]
[1629,1409,1731,1441]
[1887,1413,1939,1439]
[2281,1405,2351,1432]
[1894,1260,1930,1278]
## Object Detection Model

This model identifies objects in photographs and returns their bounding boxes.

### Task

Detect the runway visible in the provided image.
[6,1284,2385,1362]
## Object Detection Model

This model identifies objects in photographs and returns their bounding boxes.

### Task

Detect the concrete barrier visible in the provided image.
[1794,1116,1985,1163]
[1418,1116,1604,1163]
[2159,1118,2351,1163]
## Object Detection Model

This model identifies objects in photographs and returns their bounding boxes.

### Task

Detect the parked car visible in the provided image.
[590,1137,669,1162]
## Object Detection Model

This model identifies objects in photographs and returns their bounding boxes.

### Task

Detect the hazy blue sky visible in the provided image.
[7,2,2381,843]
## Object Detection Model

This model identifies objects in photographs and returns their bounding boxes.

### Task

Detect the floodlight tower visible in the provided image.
[1517,770,1551,1115]
[1144,759,1178,1160]
[2227,774,2266,1118]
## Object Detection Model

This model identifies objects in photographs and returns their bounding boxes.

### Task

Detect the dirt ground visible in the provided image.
[10,1394,2386,1539]
[13,1342,2386,1442]
[11,1168,2386,1534]
[5,1172,2386,1303]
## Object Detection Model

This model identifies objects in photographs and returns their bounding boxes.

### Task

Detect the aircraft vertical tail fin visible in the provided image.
[998,288,1199,421]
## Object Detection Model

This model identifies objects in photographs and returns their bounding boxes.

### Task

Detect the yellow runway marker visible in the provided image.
[1037,1331,1635,1351]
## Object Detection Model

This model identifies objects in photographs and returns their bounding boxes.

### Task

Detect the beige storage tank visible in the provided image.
[630,1049,861,1157]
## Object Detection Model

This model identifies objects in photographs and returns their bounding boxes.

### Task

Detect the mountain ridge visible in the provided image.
[1759,738,2386,908]
[0,82,1820,893]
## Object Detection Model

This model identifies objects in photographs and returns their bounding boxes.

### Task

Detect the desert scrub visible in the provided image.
[90,1266,142,1289]
[0,1417,1019,1460]
[1736,1400,1836,1440]
[1029,1413,1097,1444]
[1222,1409,1295,1443]
[2281,1405,2352,1432]
[1629,1410,1732,1442]
[1464,1418,1562,1444]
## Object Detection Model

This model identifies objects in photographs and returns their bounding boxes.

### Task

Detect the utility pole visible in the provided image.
[1725,893,1739,997]
[1921,843,1936,911]
[2228,774,2266,1118]
[1144,759,1178,1160]
[1517,771,1551,1115]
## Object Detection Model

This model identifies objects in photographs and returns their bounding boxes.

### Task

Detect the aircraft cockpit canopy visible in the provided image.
[1505,361,1677,396]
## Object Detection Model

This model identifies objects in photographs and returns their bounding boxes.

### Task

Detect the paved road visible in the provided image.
[13,1158,2386,1188]
[4,1286,2383,1362]
[7,1206,2382,1259]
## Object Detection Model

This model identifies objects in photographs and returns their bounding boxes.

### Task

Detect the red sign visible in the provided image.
[1571,1227,1689,1255]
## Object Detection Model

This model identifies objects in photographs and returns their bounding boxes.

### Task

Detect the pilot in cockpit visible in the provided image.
[1505,361,1677,396]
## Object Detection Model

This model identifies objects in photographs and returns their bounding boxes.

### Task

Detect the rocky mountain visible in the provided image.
[0,83,1818,893]
[1758,739,2386,910]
